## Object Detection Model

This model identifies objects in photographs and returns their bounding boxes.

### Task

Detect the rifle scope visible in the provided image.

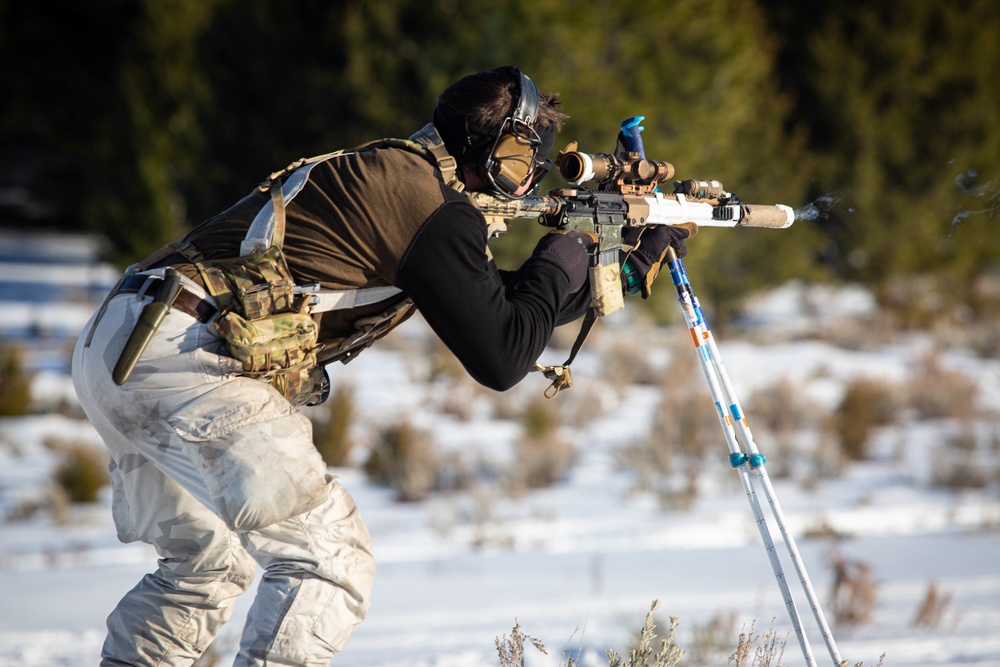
[557,151,674,188]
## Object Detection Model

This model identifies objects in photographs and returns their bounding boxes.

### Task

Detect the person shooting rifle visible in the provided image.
[72,67,694,667]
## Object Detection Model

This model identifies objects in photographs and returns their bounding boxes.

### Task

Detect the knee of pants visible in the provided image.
[153,517,258,588]
[166,379,334,533]
[165,542,258,596]
[242,480,375,607]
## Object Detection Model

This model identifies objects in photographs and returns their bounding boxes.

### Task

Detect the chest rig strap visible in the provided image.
[244,125,464,314]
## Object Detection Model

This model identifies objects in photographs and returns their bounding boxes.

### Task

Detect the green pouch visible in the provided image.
[196,245,321,404]
[196,244,296,317]
[215,309,319,405]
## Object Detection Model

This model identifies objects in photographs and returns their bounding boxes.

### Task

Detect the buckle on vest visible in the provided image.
[435,154,463,192]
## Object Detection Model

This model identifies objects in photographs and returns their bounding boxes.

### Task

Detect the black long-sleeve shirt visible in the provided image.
[178,141,590,391]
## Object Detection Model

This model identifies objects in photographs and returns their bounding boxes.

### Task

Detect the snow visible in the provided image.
[1,233,999,667]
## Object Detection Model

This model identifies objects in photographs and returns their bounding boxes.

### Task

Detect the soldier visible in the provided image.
[72,66,688,666]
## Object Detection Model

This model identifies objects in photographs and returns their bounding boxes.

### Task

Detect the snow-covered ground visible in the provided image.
[1,230,998,667]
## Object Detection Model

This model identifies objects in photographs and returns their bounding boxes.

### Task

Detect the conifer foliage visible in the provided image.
[1,0,996,315]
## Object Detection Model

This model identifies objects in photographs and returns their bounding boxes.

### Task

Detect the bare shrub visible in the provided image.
[957,318,1000,359]
[47,486,71,525]
[906,353,978,420]
[308,382,357,467]
[686,610,738,666]
[557,379,617,429]
[728,619,786,667]
[746,377,816,435]
[509,401,574,494]
[878,273,954,331]
[605,600,685,667]
[806,429,847,484]
[363,417,439,502]
[618,353,717,510]
[832,377,897,461]
[487,382,531,421]
[495,619,547,667]
[931,425,994,489]
[48,437,109,504]
[912,581,952,629]
[0,339,33,417]
[744,377,821,479]
[829,552,878,628]
[412,335,490,421]
[424,335,467,384]
[599,331,673,388]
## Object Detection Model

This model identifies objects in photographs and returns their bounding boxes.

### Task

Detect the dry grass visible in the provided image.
[605,600,685,667]
[618,348,718,510]
[906,352,979,421]
[496,619,547,667]
[828,552,878,628]
[362,417,440,502]
[0,339,33,417]
[494,602,890,667]
[689,611,739,665]
[912,581,952,629]
[508,400,575,495]
[728,619,786,667]
[46,436,109,504]
[308,381,357,467]
[831,377,898,461]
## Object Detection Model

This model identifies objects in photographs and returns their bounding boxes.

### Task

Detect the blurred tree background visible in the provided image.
[1,0,998,324]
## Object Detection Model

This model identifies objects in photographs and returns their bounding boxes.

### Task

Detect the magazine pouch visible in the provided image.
[196,245,319,405]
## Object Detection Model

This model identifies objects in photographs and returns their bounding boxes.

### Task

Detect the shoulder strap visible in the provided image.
[405,123,465,193]
[241,129,467,311]
[243,128,462,257]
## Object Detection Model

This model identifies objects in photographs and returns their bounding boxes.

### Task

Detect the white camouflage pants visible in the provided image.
[72,269,375,666]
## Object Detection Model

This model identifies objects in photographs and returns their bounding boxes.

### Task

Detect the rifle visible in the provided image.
[470,122,794,319]
[474,121,844,667]
[469,117,795,396]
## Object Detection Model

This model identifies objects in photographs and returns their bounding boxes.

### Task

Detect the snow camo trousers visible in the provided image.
[72,269,375,666]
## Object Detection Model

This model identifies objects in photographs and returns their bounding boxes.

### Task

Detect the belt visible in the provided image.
[117,274,217,323]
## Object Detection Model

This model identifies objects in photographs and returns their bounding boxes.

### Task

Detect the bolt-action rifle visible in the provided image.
[470,116,795,395]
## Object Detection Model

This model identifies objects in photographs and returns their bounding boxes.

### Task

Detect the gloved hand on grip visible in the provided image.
[530,231,595,293]
[621,223,697,298]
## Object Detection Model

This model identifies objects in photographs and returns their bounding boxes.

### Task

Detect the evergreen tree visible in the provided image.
[88,0,221,264]
[764,0,1000,319]
[480,0,824,321]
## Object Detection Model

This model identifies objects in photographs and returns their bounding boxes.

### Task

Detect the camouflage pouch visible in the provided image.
[196,244,296,318]
[214,309,319,405]
[195,245,320,404]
